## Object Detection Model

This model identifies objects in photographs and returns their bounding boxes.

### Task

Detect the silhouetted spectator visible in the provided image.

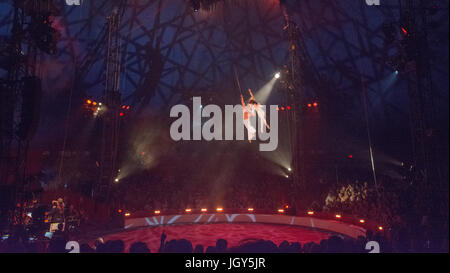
[216,239,228,253]
[194,244,204,253]
[129,242,151,253]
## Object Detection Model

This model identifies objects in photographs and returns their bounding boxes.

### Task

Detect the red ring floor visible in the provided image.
[96,223,333,252]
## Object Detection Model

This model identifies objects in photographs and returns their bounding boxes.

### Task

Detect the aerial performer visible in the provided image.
[240,89,270,143]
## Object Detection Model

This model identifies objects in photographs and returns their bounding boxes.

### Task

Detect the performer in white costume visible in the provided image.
[240,89,270,143]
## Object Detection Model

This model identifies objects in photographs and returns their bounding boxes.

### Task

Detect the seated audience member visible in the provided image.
[129,242,151,253]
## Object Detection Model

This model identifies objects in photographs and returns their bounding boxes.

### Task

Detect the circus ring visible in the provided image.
[89,212,373,253]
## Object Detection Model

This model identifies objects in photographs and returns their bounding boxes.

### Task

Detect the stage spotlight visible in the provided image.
[278,209,285,213]
[124,213,131,217]
[313,102,318,107]
[274,72,281,79]
[285,175,289,178]
[201,208,208,212]
[335,214,342,219]
[86,99,92,104]
[92,101,97,106]
[154,210,161,215]
[185,208,192,213]
[359,219,365,223]
[119,112,124,117]
[99,102,102,106]
[378,226,383,231]
[394,70,399,75]
[287,167,292,172]
[307,103,312,108]
[216,207,223,212]
[117,209,123,213]
[114,178,119,183]
[248,208,254,212]
[307,211,314,215]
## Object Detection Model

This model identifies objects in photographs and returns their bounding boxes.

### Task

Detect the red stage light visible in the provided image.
[117,209,122,213]
[348,155,353,159]
[120,112,124,117]
[286,106,291,110]
[92,101,97,106]
[122,105,126,109]
[285,205,289,209]
[401,27,408,35]
[86,100,92,104]
[281,107,285,110]
[313,102,318,107]
[126,106,130,110]
[307,103,312,108]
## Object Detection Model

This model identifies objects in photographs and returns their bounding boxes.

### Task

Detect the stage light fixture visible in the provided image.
[278,209,285,213]
[216,207,223,212]
[86,99,92,104]
[185,208,192,213]
[201,208,208,212]
[287,167,292,172]
[359,219,365,223]
[335,214,342,219]
[248,208,254,212]
[275,72,281,79]
[378,226,383,231]
[125,213,131,217]
[313,102,318,107]
[307,211,314,215]
[154,210,161,215]
[114,178,119,183]
[307,103,312,108]
[92,101,97,106]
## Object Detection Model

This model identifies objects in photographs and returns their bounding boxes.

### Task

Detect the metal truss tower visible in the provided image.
[94,6,124,203]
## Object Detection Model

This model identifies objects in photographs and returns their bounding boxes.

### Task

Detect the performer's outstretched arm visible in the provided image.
[240,94,245,109]
[248,89,255,100]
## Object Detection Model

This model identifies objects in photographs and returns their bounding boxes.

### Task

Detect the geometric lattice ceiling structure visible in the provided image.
[0,0,448,164]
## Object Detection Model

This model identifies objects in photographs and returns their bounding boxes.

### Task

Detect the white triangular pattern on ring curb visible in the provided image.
[290,216,295,225]
[145,217,154,226]
[194,214,203,223]
[207,214,215,223]
[167,215,181,224]
[247,214,256,222]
